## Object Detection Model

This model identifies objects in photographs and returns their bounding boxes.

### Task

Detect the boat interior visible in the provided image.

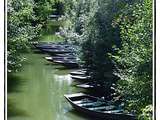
[68,95,123,113]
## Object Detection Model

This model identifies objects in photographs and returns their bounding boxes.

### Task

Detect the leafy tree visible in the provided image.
[57,0,153,118]
[53,0,65,15]
[32,0,54,28]
[7,0,55,72]
[112,0,152,118]
[79,0,125,96]
[7,0,37,72]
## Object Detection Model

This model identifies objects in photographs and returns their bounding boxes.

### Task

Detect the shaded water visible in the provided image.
[7,52,91,120]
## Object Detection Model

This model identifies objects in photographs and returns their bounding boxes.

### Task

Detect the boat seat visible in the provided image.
[88,105,115,111]
[78,102,99,107]
[78,101,107,107]
[64,93,85,98]
[73,99,93,104]
[103,109,123,113]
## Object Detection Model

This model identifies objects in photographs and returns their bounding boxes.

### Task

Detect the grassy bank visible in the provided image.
[39,19,65,42]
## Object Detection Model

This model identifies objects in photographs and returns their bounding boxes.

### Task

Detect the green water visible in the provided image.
[7,52,90,120]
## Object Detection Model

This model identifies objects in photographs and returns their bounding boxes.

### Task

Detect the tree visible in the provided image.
[7,0,37,72]
[112,0,152,118]
[7,0,55,72]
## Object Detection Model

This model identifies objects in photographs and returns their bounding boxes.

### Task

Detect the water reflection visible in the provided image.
[54,74,73,85]
[8,53,89,120]
[7,74,26,93]
[8,99,29,117]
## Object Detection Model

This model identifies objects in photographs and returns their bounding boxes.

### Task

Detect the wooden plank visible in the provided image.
[73,99,92,104]
[71,75,90,79]
[78,101,107,107]
[78,102,99,107]
[88,105,115,111]
[77,84,94,88]
[64,93,85,98]
[104,109,123,113]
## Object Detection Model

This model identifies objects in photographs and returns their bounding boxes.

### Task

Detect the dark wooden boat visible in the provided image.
[55,53,76,57]
[35,44,72,50]
[53,56,76,60]
[41,48,73,54]
[64,93,135,120]
[70,70,86,76]
[76,82,101,89]
[53,60,79,68]
[34,41,65,45]
[71,75,91,81]
[45,56,77,61]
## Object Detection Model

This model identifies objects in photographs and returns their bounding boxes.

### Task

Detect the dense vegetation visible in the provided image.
[8,0,152,119]
[61,0,152,119]
[113,0,152,119]
[7,0,56,72]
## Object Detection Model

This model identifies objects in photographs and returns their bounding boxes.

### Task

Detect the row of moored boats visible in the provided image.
[32,41,136,120]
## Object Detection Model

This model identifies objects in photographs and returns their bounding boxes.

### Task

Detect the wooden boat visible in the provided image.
[45,56,54,62]
[41,48,73,54]
[55,53,76,57]
[53,60,79,68]
[53,56,76,60]
[70,70,86,76]
[45,56,77,61]
[76,82,101,89]
[71,75,91,81]
[64,93,135,120]
[35,44,72,50]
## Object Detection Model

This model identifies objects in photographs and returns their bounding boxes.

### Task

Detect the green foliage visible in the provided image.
[8,0,152,118]
[138,105,152,120]
[112,0,152,117]
[7,0,55,72]
[53,0,65,15]
[62,0,152,118]
[33,0,53,27]
[8,0,36,72]
[62,0,123,95]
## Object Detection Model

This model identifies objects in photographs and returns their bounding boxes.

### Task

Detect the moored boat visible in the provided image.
[53,59,79,68]
[71,75,91,81]
[70,69,87,76]
[45,56,77,62]
[64,93,136,120]
[55,53,76,57]
[35,44,72,50]
[41,48,73,55]
[76,82,101,89]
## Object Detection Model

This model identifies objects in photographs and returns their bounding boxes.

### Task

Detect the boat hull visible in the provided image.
[64,94,136,120]
[41,49,72,55]
[70,70,86,76]
[71,75,90,81]
[53,60,79,68]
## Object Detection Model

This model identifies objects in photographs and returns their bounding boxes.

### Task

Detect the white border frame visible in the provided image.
[0,0,4,119]
[1,0,158,120]
[156,0,160,120]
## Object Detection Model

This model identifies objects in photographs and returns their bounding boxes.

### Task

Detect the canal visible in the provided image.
[7,52,91,120]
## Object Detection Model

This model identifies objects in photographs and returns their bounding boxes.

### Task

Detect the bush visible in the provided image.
[7,0,55,72]
[112,0,152,116]
[138,105,152,120]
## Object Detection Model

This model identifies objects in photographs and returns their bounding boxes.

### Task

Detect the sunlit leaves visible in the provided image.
[112,0,152,118]
[7,0,53,72]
